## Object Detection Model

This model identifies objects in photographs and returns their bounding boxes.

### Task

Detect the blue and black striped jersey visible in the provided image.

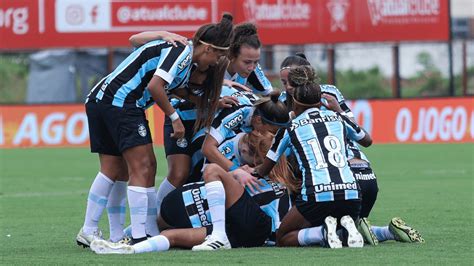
[86,40,193,108]
[225,63,273,96]
[209,86,259,144]
[319,84,369,162]
[267,108,366,202]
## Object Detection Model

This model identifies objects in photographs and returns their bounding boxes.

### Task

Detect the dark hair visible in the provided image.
[193,13,234,48]
[280,53,310,69]
[194,57,229,133]
[291,66,321,106]
[229,23,261,58]
[253,91,289,126]
[280,53,311,112]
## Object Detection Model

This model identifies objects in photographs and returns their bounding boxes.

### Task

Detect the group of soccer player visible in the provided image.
[76,13,424,255]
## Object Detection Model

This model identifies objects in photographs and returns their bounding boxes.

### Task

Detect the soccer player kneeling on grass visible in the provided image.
[243,67,372,248]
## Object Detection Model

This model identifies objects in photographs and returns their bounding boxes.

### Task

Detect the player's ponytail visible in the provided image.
[253,91,289,127]
[193,13,234,50]
[229,23,261,59]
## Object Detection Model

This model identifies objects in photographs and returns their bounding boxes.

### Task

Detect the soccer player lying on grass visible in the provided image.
[90,131,292,254]
[240,68,372,248]
[280,54,424,246]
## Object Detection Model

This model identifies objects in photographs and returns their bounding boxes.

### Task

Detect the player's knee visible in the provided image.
[203,164,221,182]
[167,168,188,187]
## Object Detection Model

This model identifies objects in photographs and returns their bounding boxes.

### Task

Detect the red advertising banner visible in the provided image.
[346,97,474,143]
[234,0,450,44]
[0,0,233,49]
[0,97,472,148]
[0,0,449,49]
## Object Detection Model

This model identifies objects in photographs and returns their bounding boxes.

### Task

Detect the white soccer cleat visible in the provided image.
[90,239,135,254]
[192,235,231,251]
[340,215,364,248]
[323,216,342,249]
[76,227,104,248]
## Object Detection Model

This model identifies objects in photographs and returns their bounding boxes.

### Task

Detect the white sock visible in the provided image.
[146,187,160,237]
[298,226,325,246]
[205,181,226,239]
[128,186,148,239]
[106,181,127,242]
[155,178,176,216]
[133,235,170,253]
[83,172,114,235]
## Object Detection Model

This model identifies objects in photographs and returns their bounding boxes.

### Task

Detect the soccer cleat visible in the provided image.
[389,217,425,243]
[76,227,104,248]
[357,218,379,246]
[192,235,231,251]
[340,215,364,248]
[91,239,135,254]
[323,216,342,249]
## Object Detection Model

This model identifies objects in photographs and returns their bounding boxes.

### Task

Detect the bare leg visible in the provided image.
[276,207,312,246]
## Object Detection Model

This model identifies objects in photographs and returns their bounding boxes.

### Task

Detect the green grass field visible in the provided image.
[1,144,473,265]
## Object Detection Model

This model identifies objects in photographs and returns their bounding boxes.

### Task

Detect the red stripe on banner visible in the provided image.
[0,0,449,49]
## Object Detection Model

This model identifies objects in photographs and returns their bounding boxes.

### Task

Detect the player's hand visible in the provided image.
[218,96,239,109]
[239,164,254,174]
[232,169,263,194]
[161,31,188,47]
[321,93,343,113]
[223,80,252,92]
[170,118,185,139]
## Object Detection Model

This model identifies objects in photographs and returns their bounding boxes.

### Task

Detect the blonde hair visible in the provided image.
[243,131,299,193]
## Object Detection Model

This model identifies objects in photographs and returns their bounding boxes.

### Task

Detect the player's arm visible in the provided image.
[149,45,192,139]
[129,31,188,48]
[322,93,371,146]
[202,106,245,170]
[340,114,372,147]
[321,85,354,118]
[147,77,184,139]
[255,128,289,178]
[202,134,235,171]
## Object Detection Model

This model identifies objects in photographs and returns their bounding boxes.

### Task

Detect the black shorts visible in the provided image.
[351,165,379,218]
[295,196,361,227]
[160,183,213,235]
[226,191,272,248]
[163,116,198,157]
[86,102,152,156]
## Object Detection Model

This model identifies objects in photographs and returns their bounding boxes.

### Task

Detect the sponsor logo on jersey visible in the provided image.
[178,53,191,70]
[138,124,147,137]
[314,181,358,193]
[191,188,210,226]
[290,115,343,131]
[224,114,244,129]
[176,138,188,148]
[221,146,232,155]
[354,172,377,181]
